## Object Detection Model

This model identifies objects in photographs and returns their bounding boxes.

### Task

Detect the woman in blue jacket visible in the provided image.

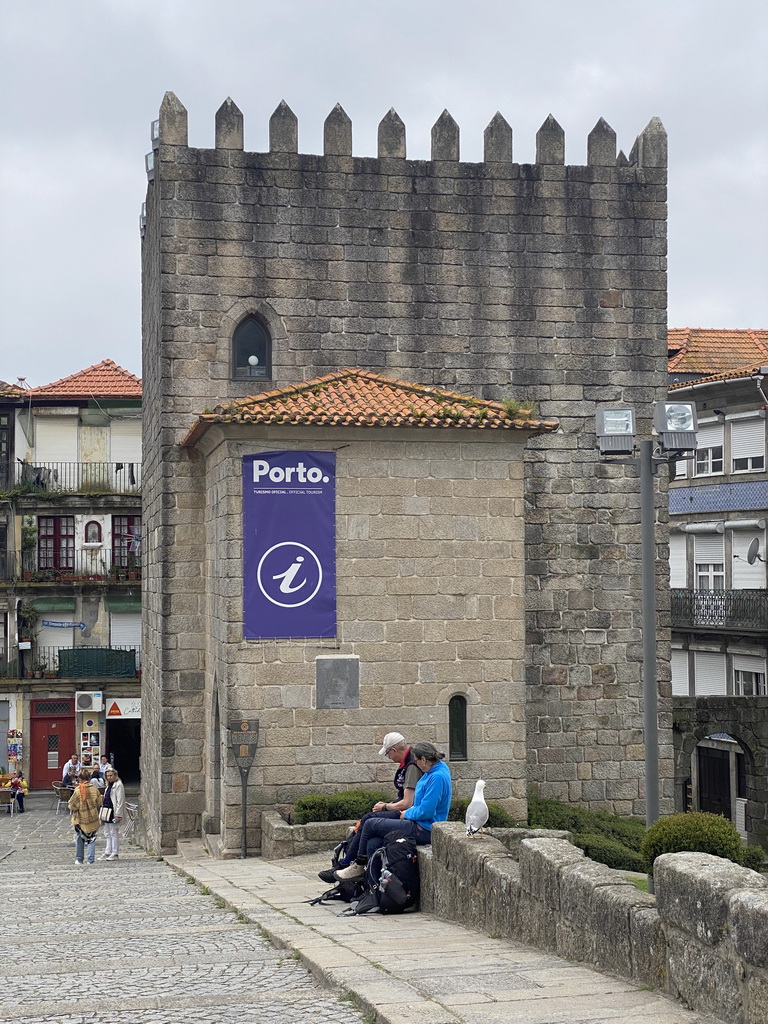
[336,742,452,879]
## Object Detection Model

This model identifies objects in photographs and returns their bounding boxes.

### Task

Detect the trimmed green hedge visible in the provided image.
[448,797,518,828]
[642,811,747,873]
[572,832,645,872]
[739,844,766,872]
[292,789,390,825]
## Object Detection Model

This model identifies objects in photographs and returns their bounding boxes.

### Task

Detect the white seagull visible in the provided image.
[465,779,489,837]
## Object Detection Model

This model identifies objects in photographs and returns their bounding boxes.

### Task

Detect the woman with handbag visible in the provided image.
[99,768,126,861]
[67,770,103,866]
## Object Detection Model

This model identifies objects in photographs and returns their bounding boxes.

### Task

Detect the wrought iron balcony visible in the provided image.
[11,461,141,495]
[0,551,142,584]
[21,645,141,679]
[671,589,768,634]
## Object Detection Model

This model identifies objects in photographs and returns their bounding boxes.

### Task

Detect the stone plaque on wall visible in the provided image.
[316,655,359,709]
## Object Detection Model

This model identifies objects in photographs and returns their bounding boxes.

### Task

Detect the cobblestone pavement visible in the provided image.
[0,793,363,1024]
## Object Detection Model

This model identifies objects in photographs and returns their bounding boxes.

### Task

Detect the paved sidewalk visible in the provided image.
[168,840,721,1024]
[0,794,363,1024]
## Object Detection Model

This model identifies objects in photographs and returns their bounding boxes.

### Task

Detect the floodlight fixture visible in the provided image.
[145,151,155,182]
[653,401,697,451]
[595,407,636,454]
[151,119,160,149]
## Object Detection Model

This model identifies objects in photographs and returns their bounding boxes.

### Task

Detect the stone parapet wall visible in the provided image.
[421,822,768,1024]
[260,811,356,860]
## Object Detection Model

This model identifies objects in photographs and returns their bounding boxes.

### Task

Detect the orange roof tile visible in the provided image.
[182,369,557,446]
[670,363,766,390]
[29,359,142,400]
[668,328,768,375]
[0,381,24,398]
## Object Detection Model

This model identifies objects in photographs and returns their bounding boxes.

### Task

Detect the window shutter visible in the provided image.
[693,651,727,695]
[731,418,765,460]
[732,653,767,676]
[110,419,142,463]
[732,532,766,589]
[694,534,724,565]
[35,417,79,462]
[109,611,142,648]
[696,423,724,449]
[671,649,689,695]
[669,534,687,588]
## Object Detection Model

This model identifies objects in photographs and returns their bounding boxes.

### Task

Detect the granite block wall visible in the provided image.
[141,93,671,851]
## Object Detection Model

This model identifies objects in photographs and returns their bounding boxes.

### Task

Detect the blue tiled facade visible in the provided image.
[670,479,768,516]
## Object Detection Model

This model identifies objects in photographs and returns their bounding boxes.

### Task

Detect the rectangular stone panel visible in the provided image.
[316,654,360,709]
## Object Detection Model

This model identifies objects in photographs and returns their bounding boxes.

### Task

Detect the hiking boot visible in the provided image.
[317,868,338,884]
[335,861,365,881]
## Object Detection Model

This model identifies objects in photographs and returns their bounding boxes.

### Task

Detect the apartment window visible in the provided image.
[734,669,766,696]
[696,563,725,590]
[731,418,766,473]
[233,316,271,380]
[112,515,141,568]
[38,516,75,570]
[694,423,724,477]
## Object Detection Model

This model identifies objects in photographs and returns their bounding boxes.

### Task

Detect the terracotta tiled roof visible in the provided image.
[668,328,768,375]
[182,369,557,445]
[29,359,142,399]
[669,363,766,390]
[0,381,24,398]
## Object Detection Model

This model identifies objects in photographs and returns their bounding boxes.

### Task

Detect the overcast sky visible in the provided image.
[1,0,766,386]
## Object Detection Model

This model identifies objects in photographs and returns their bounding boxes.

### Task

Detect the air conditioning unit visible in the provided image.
[75,691,103,712]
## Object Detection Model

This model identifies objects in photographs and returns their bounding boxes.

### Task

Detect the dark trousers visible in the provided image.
[345,809,400,862]
[357,816,432,859]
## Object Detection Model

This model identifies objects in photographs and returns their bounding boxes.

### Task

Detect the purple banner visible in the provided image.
[242,451,336,639]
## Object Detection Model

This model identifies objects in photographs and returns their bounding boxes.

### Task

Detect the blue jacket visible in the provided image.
[403,759,452,831]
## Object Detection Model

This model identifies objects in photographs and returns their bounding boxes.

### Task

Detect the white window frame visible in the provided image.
[694,423,725,477]
[730,416,766,474]
[734,668,767,696]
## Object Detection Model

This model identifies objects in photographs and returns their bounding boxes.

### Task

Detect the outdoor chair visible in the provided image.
[53,783,71,815]
[0,789,15,816]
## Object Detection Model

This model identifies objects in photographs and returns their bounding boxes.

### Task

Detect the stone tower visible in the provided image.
[141,93,671,852]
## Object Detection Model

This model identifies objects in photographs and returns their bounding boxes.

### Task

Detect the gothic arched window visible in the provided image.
[233,316,271,380]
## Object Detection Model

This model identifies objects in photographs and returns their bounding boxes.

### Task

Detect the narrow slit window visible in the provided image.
[448,694,468,761]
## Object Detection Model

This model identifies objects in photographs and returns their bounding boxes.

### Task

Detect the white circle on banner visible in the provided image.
[256,541,323,608]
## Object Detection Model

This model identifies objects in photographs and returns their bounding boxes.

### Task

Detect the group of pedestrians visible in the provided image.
[66,764,126,865]
[318,731,453,886]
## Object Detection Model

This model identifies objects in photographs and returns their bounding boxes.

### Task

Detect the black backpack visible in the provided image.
[306,876,367,906]
[345,833,421,916]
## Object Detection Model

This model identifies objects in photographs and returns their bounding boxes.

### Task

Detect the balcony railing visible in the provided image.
[0,551,142,583]
[671,589,768,633]
[23,645,141,678]
[12,461,141,495]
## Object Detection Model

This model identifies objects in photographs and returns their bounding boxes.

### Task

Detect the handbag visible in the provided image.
[99,806,114,823]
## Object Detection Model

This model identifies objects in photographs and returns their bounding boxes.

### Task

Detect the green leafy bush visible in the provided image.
[572,833,645,872]
[738,844,766,872]
[292,789,390,825]
[528,795,646,871]
[448,798,517,828]
[640,812,743,873]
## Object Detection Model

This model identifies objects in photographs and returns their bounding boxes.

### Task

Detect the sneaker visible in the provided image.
[334,861,365,881]
[98,853,110,860]
[317,868,338,884]
[74,860,83,867]
[107,854,119,860]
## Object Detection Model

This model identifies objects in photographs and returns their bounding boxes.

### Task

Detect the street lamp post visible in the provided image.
[596,402,698,890]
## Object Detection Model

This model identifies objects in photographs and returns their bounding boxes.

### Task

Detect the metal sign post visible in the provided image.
[228,719,260,859]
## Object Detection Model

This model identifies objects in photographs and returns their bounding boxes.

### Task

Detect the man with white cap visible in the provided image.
[317,732,423,883]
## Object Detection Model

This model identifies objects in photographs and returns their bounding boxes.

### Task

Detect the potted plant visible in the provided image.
[33,660,45,679]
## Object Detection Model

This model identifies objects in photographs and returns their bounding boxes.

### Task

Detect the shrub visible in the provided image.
[640,812,743,873]
[448,798,517,828]
[292,789,390,825]
[572,833,645,872]
[739,844,766,873]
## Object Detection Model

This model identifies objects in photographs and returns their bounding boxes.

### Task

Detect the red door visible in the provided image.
[29,699,75,789]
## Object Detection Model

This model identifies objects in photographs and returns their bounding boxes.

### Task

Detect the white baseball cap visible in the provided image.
[378,732,406,756]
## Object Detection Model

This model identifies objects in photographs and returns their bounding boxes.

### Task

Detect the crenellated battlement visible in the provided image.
[153,91,666,169]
